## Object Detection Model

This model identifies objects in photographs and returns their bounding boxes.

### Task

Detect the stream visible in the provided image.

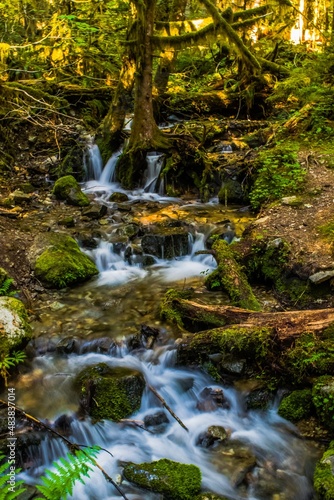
[12,146,321,499]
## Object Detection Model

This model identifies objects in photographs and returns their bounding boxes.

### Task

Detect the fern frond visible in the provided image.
[0,454,26,499]
[0,277,15,296]
[36,447,101,500]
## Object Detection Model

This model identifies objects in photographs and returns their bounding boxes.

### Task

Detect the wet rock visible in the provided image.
[123,458,201,499]
[9,190,33,205]
[142,255,156,266]
[144,411,169,428]
[245,388,274,411]
[127,324,160,351]
[80,337,116,354]
[82,203,107,219]
[56,336,81,355]
[220,357,246,375]
[109,192,129,202]
[0,297,32,358]
[214,440,257,488]
[207,221,236,247]
[314,441,334,499]
[197,387,230,412]
[141,230,189,259]
[278,389,313,422]
[75,363,145,421]
[58,216,75,228]
[218,179,245,204]
[29,233,98,289]
[53,414,74,436]
[53,175,90,207]
[197,425,229,448]
[117,223,140,239]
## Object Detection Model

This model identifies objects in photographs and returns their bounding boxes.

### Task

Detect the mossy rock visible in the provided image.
[312,376,334,431]
[313,440,334,500]
[0,297,32,358]
[75,363,145,421]
[160,288,194,328]
[32,233,98,289]
[218,179,245,204]
[123,458,201,500]
[109,192,129,202]
[53,175,90,206]
[278,389,313,422]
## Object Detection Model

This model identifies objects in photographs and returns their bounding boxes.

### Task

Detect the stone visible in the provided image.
[0,297,32,358]
[9,190,33,205]
[53,175,90,207]
[141,231,189,259]
[29,233,98,289]
[309,270,334,285]
[75,363,145,421]
[82,203,107,219]
[144,411,169,428]
[123,459,201,500]
[281,196,303,207]
[109,192,129,202]
[218,179,245,204]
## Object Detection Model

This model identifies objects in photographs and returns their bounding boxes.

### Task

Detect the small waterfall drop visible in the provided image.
[144,152,165,194]
[85,141,103,180]
[99,149,123,185]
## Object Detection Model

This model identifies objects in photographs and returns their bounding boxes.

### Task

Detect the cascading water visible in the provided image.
[99,148,123,185]
[144,152,165,194]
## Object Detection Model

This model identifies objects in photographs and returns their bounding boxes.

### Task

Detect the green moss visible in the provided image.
[278,389,313,422]
[123,459,201,500]
[0,297,32,358]
[283,334,334,384]
[205,240,261,311]
[75,363,145,422]
[53,175,90,206]
[160,289,194,328]
[34,234,98,289]
[313,441,334,500]
[312,376,334,431]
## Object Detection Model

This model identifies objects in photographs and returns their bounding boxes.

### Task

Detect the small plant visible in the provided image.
[249,144,306,210]
[35,447,101,500]
[0,277,17,297]
[0,453,26,499]
[0,351,26,387]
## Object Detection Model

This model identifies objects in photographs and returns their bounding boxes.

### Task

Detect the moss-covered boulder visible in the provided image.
[312,376,334,431]
[313,441,334,500]
[0,297,32,358]
[30,233,98,289]
[75,363,145,421]
[53,175,90,206]
[109,192,129,202]
[123,459,201,500]
[205,240,261,311]
[278,389,313,422]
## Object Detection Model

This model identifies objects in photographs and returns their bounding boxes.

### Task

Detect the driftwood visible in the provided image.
[148,384,188,432]
[170,296,334,340]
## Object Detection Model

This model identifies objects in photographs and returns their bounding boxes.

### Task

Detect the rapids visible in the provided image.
[12,147,321,499]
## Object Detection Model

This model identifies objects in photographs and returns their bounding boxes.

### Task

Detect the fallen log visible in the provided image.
[167,296,334,339]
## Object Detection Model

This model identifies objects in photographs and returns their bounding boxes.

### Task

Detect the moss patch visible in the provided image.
[314,440,334,500]
[312,376,334,431]
[160,288,194,328]
[278,389,313,422]
[53,175,90,206]
[0,297,32,358]
[123,459,201,500]
[75,363,145,422]
[34,234,98,289]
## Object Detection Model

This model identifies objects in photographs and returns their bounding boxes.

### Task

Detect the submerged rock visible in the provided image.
[29,233,98,289]
[123,458,201,500]
[0,297,32,358]
[75,363,145,421]
[53,175,90,206]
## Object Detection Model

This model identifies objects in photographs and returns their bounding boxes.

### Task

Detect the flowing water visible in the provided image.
[12,146,321,499]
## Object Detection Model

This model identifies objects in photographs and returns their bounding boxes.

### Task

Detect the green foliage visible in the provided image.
[278,389,313,422]
[36,447,100,500]
[0,350,26,387]
[0,277,17,297]
[312,376,334,431]
[314,441,334,500]
[0,453,26,499]
[249,143,306,209]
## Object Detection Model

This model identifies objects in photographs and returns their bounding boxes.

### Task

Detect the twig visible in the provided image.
[147,385,188,432]
[0,399,129,500]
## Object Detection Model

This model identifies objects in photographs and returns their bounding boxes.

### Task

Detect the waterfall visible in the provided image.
[144,152,165,193]
[99,149,123,185]
[85,143,103,180]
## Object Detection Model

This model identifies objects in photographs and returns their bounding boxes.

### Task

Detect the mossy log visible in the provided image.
[202,240,261,311]
[169,296,334,341]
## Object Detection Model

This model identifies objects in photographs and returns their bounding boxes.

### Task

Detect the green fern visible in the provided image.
[0,454,26,499]
[35,446,101,500]
[0,351,26,387]
[0,277,17,297]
